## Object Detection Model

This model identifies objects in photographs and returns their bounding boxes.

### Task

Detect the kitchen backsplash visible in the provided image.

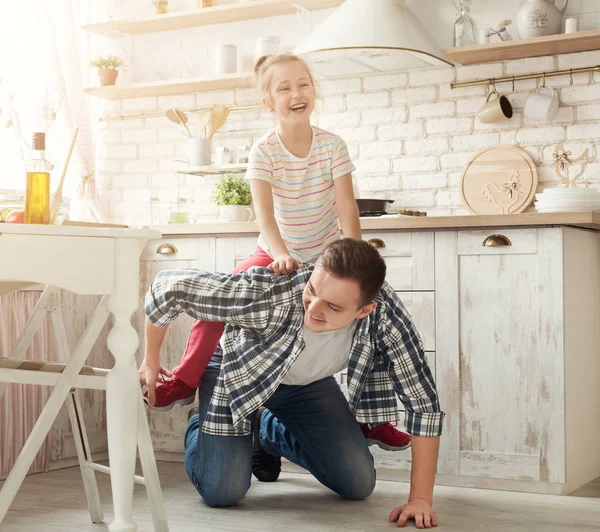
[93,4,600,225]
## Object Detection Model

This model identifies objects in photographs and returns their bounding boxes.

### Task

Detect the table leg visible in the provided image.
[106,240,144,532]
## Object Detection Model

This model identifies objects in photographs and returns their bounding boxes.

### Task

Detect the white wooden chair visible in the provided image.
[0,286,168,531]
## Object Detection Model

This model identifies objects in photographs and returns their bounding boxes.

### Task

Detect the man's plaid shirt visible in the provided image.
[145,266,444,437]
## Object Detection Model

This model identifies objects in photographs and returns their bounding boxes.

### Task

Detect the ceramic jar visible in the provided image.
[516,0,569,39]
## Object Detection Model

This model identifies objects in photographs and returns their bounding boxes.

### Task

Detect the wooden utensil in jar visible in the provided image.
[208,104,230,138]
[166,108,193,138]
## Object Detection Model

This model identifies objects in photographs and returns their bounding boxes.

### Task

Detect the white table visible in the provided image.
[0,223,161,532]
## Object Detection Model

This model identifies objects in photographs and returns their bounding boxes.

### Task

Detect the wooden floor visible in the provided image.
[2,462,600,531]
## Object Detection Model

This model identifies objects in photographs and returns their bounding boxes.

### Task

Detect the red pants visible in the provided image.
[172,247,273,388]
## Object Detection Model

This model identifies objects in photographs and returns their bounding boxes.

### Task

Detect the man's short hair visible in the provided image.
[318,239,387,306]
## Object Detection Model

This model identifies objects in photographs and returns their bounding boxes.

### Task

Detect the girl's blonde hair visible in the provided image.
[254,53,320,99]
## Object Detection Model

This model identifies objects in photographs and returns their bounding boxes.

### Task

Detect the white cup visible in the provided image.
[219,205,254,223]
[188,138,212,166]
[212,44,237,76]
[524,86,559,122]
[565,17,579,34]
[254,36,281,61]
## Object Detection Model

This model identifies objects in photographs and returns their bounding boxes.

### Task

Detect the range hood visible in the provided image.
[293,0,452,79]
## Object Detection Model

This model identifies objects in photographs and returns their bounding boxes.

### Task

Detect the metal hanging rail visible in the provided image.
[451,65,600,89]
[99,103,262,122]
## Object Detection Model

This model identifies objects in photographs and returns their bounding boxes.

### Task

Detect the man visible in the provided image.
[142,239,445,528]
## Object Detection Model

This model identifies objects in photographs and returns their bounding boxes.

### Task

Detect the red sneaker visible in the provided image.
[143,377,196,411]
[361,422,411,451]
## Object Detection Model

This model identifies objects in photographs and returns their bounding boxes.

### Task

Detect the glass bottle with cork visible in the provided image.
[25,132,52,224]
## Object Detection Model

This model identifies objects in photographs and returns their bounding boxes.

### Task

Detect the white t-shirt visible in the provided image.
[245,126,355,264]
[281,321,357,386]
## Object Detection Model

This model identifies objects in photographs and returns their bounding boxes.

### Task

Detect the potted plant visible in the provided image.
[213,174,254,222]
[90,55,126,86]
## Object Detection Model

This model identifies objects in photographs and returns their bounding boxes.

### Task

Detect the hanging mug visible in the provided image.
[477,90,514,124]
[524,85,559,122]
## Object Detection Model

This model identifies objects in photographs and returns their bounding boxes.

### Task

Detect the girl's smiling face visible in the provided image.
[265,61,315,126]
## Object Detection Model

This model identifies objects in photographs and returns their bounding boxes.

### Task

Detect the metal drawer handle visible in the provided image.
[482,234,512,247]
[156,243,178,255]
[367,238,386,249]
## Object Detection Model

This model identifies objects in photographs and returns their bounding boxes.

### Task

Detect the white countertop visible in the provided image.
[149,212,600,236]
[0,222,160,239]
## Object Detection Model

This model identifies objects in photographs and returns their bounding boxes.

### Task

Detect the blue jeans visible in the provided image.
[184,366,376,507]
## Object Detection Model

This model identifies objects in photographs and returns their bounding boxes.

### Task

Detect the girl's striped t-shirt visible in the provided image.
[245,126,355,263]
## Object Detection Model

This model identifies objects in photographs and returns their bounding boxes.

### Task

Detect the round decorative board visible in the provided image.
[460,145,538,215]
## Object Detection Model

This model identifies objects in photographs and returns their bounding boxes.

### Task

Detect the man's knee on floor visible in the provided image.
[199,479,250,508]
[337,468,376,500]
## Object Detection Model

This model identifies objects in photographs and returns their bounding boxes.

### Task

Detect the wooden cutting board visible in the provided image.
[461,146,539,215]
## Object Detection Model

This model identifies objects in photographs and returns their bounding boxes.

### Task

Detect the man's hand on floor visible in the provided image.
[389,498,438,529]
[138,358,172,406]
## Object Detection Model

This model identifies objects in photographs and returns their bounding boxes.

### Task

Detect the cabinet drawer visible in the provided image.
[458,229,538,256]
[142,237,216,271]
[364,231,434,291]
[142,238,200,262]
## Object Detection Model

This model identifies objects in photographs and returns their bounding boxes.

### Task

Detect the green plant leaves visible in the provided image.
[213,174,252,206]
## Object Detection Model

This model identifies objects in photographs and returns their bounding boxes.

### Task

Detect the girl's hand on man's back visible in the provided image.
[268,254,303,275]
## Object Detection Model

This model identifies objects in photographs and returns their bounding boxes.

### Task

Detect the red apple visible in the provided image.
[5,210,25,223]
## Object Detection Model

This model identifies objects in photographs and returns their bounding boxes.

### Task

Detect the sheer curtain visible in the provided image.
[0,291,55,479]
[0,0,105,221]
[0,0,106,480]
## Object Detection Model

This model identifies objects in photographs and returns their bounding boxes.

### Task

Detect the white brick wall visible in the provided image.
[92,6,600,223]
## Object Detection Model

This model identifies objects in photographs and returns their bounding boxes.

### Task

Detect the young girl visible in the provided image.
[140,53,410,452]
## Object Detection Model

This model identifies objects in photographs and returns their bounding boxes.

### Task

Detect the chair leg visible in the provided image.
[67,391,104,524]
[136,392,169,532]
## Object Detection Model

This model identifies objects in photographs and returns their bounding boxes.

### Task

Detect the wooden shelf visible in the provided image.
[443,30,600,65]
[82,0,343,37]
[84,72,253,100]
[176,164,248,175]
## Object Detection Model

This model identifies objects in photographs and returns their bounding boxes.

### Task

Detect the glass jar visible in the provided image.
[454,0,477,47]
[235,145,250,165]
[168,198,190,224]
[143,197,162,226]
[51,197,71,225]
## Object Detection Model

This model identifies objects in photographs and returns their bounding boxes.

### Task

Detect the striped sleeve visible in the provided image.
[330,137,356,180]
[245,142,273,183]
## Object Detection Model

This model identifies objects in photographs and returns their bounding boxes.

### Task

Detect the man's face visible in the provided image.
[302,266,376,333]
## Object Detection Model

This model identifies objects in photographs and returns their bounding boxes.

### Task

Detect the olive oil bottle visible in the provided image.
[24,132,52,224]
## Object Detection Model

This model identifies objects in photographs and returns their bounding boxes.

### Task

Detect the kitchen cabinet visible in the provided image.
[131,219,600,494]
[435,227,600,494]
[136,236,216,453]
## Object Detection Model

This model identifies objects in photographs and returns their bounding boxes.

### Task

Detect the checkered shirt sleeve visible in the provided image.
[144,267,297,330]
[378,284,445,437]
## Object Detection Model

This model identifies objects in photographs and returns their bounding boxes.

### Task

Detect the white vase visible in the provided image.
[219,205,254,223]
[516,0,569,39]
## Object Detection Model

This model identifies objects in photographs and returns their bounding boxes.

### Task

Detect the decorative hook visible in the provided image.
[511,76,515,92]
[569,68,574,86]
[541,72,546,88]
[490,78,498,94]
